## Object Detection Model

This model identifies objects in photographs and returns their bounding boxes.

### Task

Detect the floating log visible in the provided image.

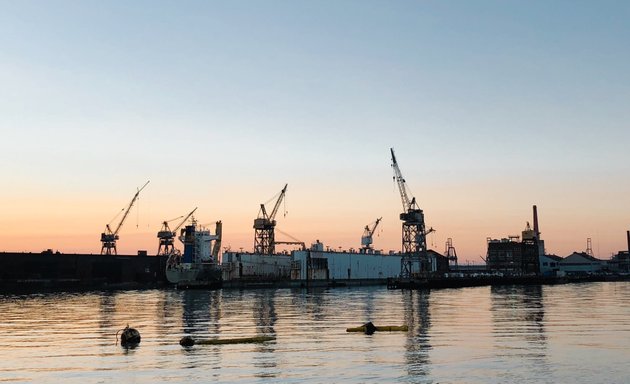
[180,335,275,346]
[346,322,408,333]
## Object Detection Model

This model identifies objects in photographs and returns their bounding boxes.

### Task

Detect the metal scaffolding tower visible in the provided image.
[253,184,288,255]
[390,148,433,278]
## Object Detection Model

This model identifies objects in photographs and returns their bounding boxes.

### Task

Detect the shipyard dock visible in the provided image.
[0,251,168,291]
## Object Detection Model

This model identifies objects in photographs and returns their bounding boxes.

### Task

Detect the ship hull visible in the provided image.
[166,263,222,289]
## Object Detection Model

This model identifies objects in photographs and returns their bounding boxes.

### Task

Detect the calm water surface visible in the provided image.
[1,282,629,383]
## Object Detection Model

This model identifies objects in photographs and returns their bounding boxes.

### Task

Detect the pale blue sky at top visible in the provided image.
[0,1,629,258]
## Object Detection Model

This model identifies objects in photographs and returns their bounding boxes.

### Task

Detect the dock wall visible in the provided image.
[0,252,168,291]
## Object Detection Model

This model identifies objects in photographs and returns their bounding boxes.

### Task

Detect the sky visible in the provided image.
[1,1,629,262]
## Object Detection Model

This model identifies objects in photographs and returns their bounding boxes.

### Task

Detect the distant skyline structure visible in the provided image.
[1,1,629,261]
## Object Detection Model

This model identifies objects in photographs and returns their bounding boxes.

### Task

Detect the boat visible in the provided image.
[165,219,222,288]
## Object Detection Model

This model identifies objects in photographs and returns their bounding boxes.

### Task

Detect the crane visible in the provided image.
[390,148,434,278]
[253,184,287,255]
[361,217,382,251]
[444,238,458,268]
[100,180,150,255]
[157,207,197,256]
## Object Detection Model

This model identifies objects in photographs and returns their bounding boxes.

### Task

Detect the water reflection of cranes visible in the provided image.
[402,289,432,378]
[251,290,278,378]
[490,285,551,378]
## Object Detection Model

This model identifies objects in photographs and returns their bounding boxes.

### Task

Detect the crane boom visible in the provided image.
[113,180,150,235]
[390,148,414,211]
[367,217,382,237]
[268,184,288,221]
[173,207,197,232]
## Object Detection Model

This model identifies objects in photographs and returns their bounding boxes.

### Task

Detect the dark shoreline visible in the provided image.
[386,274,630,290]
[2,251,628,294]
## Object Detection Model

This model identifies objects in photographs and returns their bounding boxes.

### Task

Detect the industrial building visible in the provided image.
[557,252,606,275]
[291,241,401,282]
[609,250,630,273]
[486,206,544,275]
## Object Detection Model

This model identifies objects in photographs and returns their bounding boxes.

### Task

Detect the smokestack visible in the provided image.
[533,205,540,240]
[627,230,630,254]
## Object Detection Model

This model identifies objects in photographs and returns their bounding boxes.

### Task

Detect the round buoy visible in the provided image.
[180,336,195,347]
[119,325,141,347]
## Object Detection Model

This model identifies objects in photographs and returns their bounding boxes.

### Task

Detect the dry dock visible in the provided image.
[0,251,168,291]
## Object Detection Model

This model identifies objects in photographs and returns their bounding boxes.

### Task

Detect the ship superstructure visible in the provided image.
[165,218,222,288]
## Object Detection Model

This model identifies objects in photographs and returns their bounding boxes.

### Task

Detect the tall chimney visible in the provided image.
[533,205,540,240]
[627,230,630,254]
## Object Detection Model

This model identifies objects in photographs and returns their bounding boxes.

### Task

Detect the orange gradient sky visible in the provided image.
[1,2,629,262]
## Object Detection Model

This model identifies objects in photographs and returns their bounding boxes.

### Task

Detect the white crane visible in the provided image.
[361,217,382,251]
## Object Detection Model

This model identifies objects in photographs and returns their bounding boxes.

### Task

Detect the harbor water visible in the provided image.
[1,282,628,383]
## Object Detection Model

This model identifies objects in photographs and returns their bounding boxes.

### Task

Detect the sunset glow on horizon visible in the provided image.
[1,1,629,262]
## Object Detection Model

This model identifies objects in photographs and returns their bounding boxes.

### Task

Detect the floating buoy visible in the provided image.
[180,335,275,347]
[180,336,195,347]
[346,322,408,334]
[118,325,141,347]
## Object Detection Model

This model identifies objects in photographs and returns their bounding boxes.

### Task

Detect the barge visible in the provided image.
[0,250,168,291]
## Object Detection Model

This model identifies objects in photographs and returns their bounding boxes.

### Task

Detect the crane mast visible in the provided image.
[253,184,288,255]
[101,180,150,255]
[361,217,382,251]
[390,148,433,278]
[157,207,197,256]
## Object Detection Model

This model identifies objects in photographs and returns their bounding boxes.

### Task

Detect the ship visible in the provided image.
[165,219,222,289]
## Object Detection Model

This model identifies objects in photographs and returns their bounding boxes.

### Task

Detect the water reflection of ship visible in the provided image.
[180,290,222,337]
[402,290,432,377]
[165,219,222,289]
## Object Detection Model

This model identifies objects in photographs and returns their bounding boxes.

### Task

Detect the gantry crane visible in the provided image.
[157,207,197,256]
[361,217,382,251]
[390,148,433,277]
[100,181,150,255]
[444,238,458,268]
[253,184,287,254]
